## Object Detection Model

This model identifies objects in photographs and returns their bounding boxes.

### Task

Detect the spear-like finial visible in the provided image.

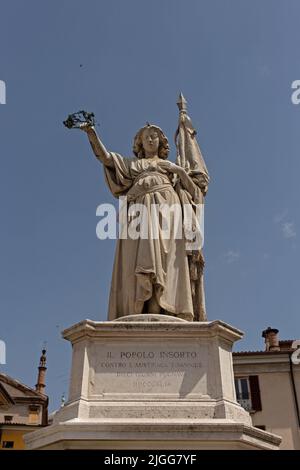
[177,92,187,113]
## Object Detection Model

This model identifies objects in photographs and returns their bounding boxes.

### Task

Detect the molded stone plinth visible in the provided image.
[25,316,281,450]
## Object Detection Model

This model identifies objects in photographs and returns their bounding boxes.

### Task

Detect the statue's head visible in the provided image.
[133,124,169,159]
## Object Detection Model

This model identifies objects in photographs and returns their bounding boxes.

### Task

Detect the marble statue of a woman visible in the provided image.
[70,96,209,321]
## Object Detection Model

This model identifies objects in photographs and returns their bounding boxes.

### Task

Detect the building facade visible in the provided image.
[233,327,300,450]
[0,350,48,450]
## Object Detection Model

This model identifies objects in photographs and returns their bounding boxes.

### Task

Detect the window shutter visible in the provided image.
[249,375,262,411]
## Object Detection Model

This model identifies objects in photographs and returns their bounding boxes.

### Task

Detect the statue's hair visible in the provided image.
[133,124,169,159]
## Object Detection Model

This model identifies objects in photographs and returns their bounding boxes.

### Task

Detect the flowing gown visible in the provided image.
[104,152,195,321]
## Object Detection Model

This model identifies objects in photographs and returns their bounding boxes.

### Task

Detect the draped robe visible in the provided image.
[104,153,196,321]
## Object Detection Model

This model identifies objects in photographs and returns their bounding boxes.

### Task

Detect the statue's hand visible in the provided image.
[158,160,183,174]
[78,122,94,133]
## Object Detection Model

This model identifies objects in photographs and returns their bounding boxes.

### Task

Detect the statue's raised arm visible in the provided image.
[63,110,113,167]
[82,125,114,168]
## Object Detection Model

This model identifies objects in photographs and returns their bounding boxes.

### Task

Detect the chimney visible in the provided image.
[262,327,280,352]
[35,349,47,394]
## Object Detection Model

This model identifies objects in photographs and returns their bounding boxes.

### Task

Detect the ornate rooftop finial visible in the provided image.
[39,349,47,367]
[36,348,47,394]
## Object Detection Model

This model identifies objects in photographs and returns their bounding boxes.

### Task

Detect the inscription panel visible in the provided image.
[90,339,209,399]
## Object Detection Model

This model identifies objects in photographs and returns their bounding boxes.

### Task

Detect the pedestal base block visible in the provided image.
[25,316,281,450]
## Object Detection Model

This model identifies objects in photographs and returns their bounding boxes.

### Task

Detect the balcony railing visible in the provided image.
[237,398,252,412]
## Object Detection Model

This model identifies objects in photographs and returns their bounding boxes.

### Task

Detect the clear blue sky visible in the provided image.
[0,0,299,411]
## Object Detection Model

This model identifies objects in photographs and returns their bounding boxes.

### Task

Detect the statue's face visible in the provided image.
[142,128,160,154]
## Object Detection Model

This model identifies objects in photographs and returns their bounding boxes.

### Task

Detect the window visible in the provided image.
[235,377,251,411]
[234,375,262,412]
[255,425,266,431]
[28,405,40,424]
[2,441,14,448]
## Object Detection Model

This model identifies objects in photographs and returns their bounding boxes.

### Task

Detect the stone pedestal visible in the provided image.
[25,315,281,450]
